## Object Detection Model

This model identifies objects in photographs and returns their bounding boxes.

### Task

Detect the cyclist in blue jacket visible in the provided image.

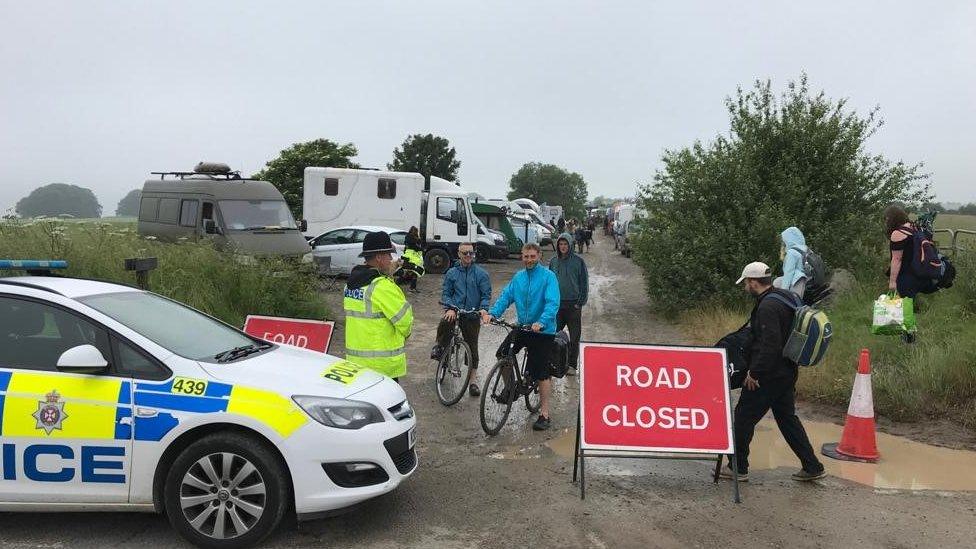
[482,242,561,430]
[432,242,492,396]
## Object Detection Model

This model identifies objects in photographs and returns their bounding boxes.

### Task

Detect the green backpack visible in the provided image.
[766,292,832,367]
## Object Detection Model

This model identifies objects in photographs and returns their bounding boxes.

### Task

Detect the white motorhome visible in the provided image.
[303,168,483,273]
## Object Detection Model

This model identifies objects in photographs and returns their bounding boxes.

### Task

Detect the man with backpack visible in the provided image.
[720,261,826,483]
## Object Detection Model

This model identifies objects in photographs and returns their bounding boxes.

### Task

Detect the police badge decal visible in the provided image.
[33,390,68,435]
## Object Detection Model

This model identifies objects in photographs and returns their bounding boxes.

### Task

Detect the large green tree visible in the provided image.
[387,133,460,184]
[634,74,930,313]
[16,183,102,218]
[507,163,588,219]
[254,139,359,216]
[115,188,142,216]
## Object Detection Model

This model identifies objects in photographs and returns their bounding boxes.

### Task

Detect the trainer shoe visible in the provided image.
[468,383,481,397]
[430,345,443,360]
[532,415,552,431]
[718,467,749,482]
[791,469,827,482]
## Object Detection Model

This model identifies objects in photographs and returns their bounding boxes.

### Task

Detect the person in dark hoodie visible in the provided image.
[549,232,589,375]
[719,261,825,483]
[343,231,413,381]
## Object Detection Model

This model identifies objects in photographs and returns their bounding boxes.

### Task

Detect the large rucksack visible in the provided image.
[766,291,832,367]
[791,246,828,289]
[715,323,751,389]
[898,223,944,280]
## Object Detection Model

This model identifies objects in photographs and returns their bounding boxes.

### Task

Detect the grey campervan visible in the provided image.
[137,163,310,256]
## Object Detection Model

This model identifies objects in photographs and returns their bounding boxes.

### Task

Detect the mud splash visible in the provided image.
[543,420,976,491]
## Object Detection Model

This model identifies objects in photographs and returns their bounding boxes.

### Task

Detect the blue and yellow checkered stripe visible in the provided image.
[0,369,307,443]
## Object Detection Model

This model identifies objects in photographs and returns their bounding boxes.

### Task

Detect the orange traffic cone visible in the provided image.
[822,348,880,463]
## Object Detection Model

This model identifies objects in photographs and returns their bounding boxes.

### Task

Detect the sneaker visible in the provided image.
[430,345,443,360]
[718,467,749,482]
[791,469,827,482]
[468,383,481,397]
[565,367,577,377]
[532,415,551,431]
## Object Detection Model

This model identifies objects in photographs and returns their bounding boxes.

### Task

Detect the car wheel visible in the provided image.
[164,432,289,549]
[424,248,452,274]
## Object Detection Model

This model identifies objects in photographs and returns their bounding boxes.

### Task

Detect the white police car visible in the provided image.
[0,261,417,548]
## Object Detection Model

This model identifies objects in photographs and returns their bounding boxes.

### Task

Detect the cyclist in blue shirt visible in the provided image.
[482,242,561,430]
[432,242,492,396]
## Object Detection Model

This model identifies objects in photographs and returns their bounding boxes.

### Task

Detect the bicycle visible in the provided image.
[434,302,479,406]
[479,317,542,436]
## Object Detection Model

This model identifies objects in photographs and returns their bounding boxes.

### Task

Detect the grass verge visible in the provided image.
[0,220,327,328]
[678,252,976,430]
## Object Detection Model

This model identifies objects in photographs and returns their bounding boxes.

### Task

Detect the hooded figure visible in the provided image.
[548,232,589,374]
[776,226,808,297]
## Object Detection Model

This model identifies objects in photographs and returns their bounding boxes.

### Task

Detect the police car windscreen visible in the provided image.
[219,200,298,231]
[78,292,255,361]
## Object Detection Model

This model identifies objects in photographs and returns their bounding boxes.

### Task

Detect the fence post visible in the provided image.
[124,257,158,290]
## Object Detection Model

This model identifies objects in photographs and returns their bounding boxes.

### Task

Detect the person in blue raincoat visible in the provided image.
[775,226,808,298]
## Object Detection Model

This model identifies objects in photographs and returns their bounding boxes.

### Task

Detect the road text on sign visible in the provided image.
[580,343,732,454]
[243,315,335,354]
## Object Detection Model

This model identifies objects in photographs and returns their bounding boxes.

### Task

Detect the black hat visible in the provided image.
[359,231,397,257]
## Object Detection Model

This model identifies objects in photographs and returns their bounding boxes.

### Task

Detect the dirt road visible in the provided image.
[2,234,973,548]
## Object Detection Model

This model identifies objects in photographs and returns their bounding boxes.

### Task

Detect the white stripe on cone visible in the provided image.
[846,373,874,419]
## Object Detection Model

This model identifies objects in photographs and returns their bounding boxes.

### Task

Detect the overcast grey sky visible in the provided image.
[2,1,974,215]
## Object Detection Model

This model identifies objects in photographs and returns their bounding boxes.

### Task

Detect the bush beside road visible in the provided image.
[0,219,327,327]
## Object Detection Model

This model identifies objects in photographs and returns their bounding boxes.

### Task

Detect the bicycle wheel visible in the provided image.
[524,382,541,413]
[480,359,515,436]
[435,337,473,406]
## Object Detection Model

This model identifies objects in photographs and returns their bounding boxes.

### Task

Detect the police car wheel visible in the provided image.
[164,433,289,549]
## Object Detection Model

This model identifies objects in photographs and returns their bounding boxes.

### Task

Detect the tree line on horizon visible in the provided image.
[8,134,591,220]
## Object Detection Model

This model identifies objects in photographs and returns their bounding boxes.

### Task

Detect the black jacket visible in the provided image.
[748,287,797,381]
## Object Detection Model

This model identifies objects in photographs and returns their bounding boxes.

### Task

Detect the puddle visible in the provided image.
[543,420,976,491]
[488,446,541,460]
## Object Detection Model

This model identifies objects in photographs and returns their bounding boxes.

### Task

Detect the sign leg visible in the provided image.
[580,449,586,500]
[713,455,722,484]
[727,386,742,503]
[572,405,581,483]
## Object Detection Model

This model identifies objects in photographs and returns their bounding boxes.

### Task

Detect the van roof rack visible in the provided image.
[150,171,253,181]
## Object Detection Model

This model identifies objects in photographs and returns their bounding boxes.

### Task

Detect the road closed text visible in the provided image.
[603,365,709,430]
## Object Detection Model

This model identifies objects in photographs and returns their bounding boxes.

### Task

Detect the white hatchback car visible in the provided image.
[0,269,417,548]
[306,226,407,275]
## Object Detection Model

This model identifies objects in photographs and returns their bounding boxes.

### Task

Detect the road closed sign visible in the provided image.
[580,343,733,454]
[243,315,335,354]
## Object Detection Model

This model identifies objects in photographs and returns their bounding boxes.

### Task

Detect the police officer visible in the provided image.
[343,231,413,380]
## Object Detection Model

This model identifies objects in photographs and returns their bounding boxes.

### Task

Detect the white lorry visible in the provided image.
[302,168,491,273]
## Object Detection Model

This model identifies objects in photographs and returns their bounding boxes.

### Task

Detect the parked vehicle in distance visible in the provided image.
[303,168,479,273]
[138,162,311,257]
[619,218,643,257]
[473,217,508,261]
[306,225,407,275]
[0,262,417,548]
[472,201,523,255]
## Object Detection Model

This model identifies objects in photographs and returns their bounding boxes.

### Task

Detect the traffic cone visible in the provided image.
[822,348,880,463]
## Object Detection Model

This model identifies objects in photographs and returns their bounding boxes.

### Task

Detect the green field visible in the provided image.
[937,213,976,231]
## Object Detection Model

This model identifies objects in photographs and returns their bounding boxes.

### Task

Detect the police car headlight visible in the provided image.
[292,395,384,429]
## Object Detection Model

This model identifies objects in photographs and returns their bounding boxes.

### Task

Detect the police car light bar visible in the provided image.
[0,260,68,271]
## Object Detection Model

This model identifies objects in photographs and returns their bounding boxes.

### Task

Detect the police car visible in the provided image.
[0,260,417,548]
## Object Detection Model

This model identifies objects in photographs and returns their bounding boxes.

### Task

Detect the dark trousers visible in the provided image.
[556,303,582,369]
[732,374,823,474]
[435,315,481,368]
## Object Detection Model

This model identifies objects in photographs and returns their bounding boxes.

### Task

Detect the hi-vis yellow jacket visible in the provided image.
[343,266,413,378]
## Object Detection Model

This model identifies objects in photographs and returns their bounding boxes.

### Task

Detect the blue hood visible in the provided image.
[778,226,808,291]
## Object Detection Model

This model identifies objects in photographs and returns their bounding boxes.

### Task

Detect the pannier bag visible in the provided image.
[548,330,571,378]
[767,292,832,367]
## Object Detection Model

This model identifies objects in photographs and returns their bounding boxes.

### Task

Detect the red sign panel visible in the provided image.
[580,343,733,454]
[243,315,334,354]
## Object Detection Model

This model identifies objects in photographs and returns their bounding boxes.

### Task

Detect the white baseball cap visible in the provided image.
[735,261,772,284]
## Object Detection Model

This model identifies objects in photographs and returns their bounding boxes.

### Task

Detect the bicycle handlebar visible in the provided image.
[438,302,481,315]
[488,317,534,331]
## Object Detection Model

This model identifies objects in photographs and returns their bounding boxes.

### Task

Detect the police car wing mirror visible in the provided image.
[56,344,109,373]
[299,219,308,232]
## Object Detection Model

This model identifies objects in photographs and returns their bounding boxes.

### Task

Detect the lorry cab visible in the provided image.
[303,168,478,273]
[138,163,310,257]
